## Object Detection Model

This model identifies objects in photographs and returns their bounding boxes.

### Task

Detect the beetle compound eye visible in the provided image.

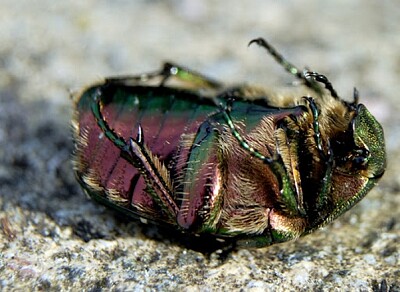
[353,156,366,167]
[352,148,370,168]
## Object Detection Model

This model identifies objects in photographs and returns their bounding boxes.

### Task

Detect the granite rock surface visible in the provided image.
[0,1,399,291]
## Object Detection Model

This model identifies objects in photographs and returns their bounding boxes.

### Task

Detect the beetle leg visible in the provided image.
[249,38,303,80]
[158,62,223,89]
[104,69,164,85]
[303,96,324,154]
[177,119,224,230]
[315,140,334,211]
[303,96,335,212]
[105,62,224,91]
[90,89,179,219]
[128,136,179,218]
[249,38,329,97]
[221,110,272,163]
[303,70,339,99]
[221,106,305,217]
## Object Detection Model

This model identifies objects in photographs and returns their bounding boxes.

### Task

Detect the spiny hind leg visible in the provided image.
[90,88,179,219]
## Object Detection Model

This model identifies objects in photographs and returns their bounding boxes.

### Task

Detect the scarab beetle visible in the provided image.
[72,38,386,248]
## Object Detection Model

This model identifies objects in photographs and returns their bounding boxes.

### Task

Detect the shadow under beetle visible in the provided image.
[72,38,386,248]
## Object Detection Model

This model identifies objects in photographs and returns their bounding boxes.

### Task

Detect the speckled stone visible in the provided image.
[0,1,399,291]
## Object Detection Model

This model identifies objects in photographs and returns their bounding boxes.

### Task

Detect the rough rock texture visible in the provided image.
[0,1,399,291]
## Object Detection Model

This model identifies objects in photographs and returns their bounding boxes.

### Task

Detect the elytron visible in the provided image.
[72,38,386,248]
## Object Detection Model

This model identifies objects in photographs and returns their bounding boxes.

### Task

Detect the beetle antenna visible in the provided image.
[352,87,360,105]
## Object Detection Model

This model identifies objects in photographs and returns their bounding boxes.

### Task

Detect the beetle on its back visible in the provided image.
[72,38,386,248]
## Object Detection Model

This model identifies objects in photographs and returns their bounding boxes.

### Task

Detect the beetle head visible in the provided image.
[337,103,386,180]
[351,104,386,178]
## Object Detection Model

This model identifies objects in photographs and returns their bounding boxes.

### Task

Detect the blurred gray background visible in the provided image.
[0,0,399,290]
